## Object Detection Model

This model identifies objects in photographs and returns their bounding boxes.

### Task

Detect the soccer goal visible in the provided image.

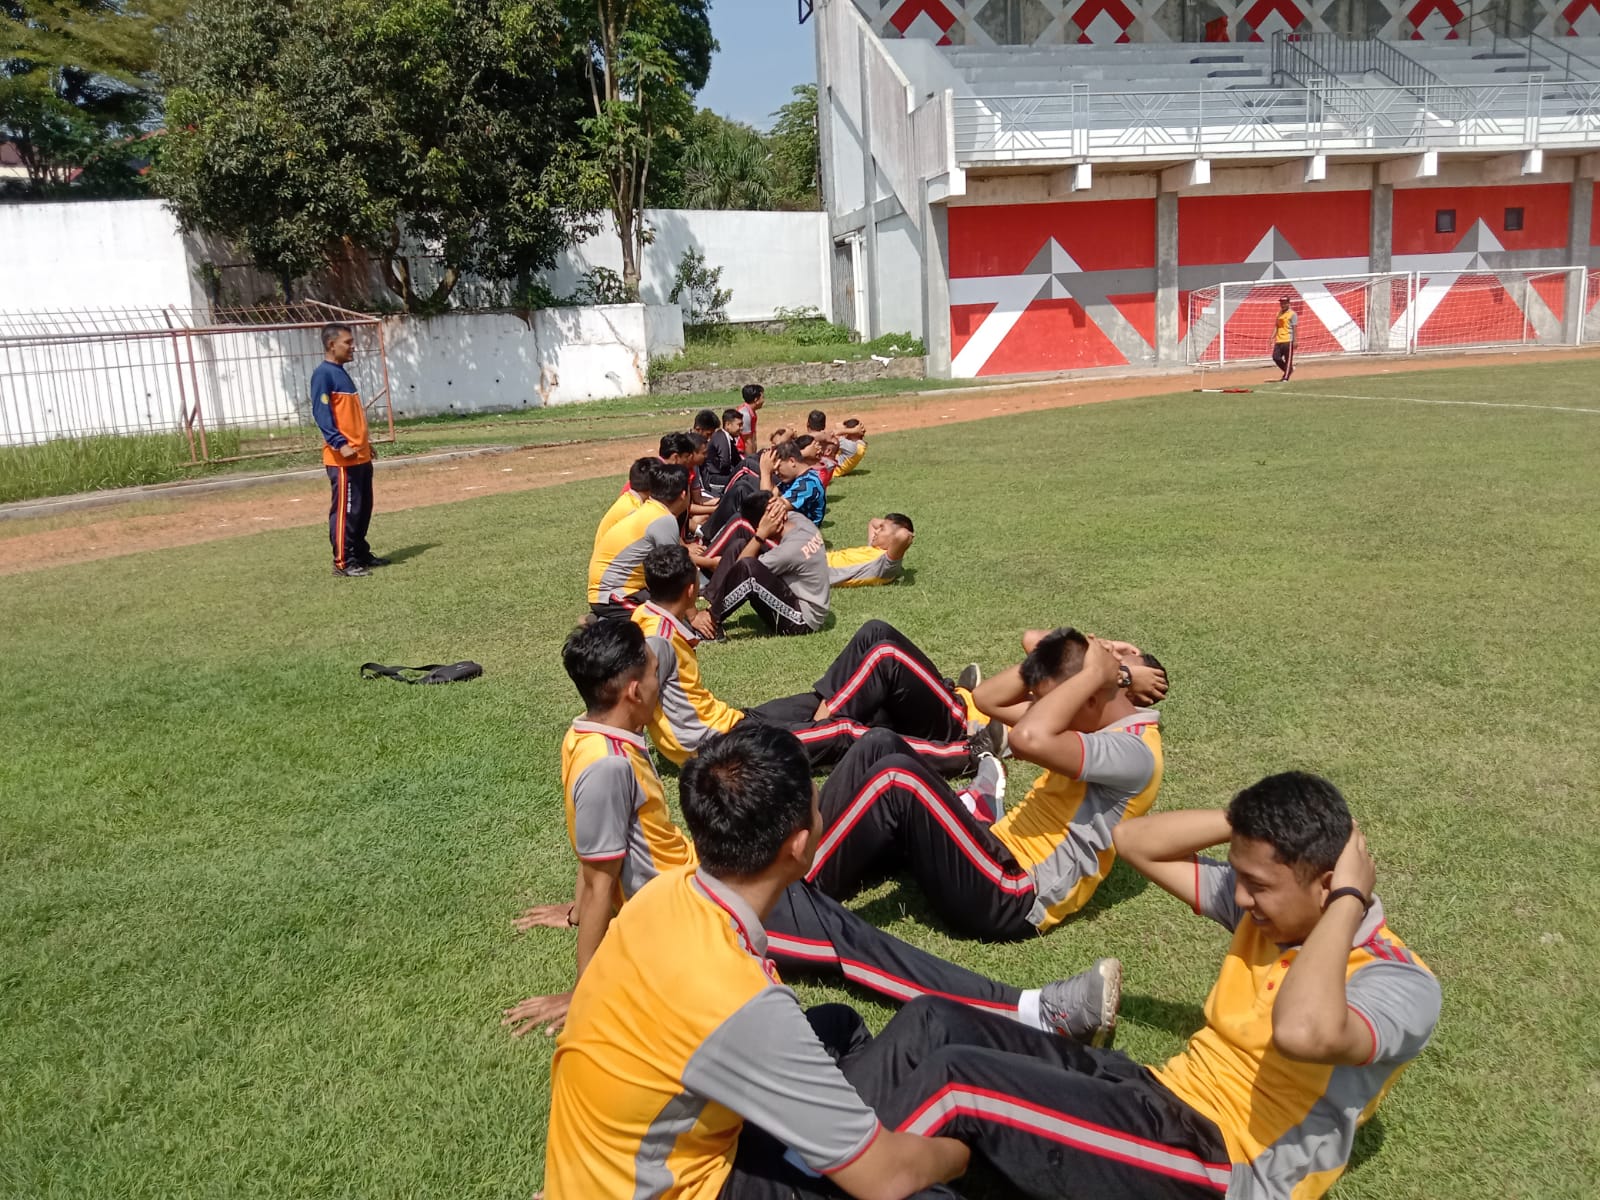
[1407,267,1585,353]
[1187,267,1588,366]
[1186,272,1415,367]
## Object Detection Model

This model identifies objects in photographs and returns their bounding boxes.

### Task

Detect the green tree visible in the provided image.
[768,82,819,210]
[563,0,714,298]
[1,0,173,196]
[153,0,599,309]
[679,109,773,210]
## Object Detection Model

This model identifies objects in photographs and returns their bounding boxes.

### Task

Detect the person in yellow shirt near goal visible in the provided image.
[1272,296,1298,382]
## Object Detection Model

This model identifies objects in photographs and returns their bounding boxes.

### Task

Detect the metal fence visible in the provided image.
[952,78,1600,164]
[0,302,395,462]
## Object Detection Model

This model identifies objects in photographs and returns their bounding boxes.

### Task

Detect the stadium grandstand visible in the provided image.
[811,0,1600,376]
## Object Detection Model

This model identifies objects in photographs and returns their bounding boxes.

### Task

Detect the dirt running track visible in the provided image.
[4,349,1595,577]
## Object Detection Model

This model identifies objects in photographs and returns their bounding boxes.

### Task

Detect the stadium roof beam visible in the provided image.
[1379,151,1439,184]
[1159,159,1210,192]
[1047,163,1093,196]
[1478,149,1546,181]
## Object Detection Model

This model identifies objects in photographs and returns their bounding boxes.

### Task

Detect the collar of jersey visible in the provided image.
[691,869,768,959]
[571,718,649,751]
[1100,707,1161,732]
[641,601,699,647]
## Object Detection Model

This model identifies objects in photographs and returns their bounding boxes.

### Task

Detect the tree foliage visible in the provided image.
[1,0,174,196]
[562,0,713,299]
[153,0,600,309]
[768,83,819,209]
[659,84,820,214]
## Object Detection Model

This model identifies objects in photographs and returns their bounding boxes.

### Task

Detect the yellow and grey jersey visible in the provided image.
[834,437,866,476]
[826,545,904,588]
[544,867,881,1199]
[632,602,744,766]
[1156,863,1440,1199]
[588,498,680,605]
[990,710,1163,932]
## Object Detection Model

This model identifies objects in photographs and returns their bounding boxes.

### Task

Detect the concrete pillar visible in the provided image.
[1369,180,1395,351]
[857,29,880,340]
[1155,190,1180,364]
[922,190,953,378]
[1566,174,1593,345]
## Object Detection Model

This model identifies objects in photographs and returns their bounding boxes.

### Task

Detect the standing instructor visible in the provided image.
[311,323,386,577]
[1272,296,1297,382]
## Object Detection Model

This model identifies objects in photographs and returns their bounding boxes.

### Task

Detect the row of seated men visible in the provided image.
[587,397,900,639]
[509,598,1439,1198]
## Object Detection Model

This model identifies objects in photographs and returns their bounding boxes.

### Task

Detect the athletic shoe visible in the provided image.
[972,752,1006,817]
[956,786,997,825]
[1039,958,1123,1047]
[332,564,371,577]
[956,663,982,693]
[360,555,392,567]
[968,715,1009,763]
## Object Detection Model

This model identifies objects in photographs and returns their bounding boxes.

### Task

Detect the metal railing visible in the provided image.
[1272,32,1447,95]
[1462,8,1600,83]
[951,77,1600,164]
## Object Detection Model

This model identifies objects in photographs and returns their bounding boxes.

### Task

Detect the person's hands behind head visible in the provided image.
[1125,661,1167,705]
[1083,635,1121,685]
[756,495,789,540]
[1330,823,1376,899]
[1021,628,1051,654]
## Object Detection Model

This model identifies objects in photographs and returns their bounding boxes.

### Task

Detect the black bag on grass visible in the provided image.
[361,661,483,685]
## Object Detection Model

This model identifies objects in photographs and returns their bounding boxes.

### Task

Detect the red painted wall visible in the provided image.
[1179,190,1370,264]
[1393,184,1569,254]
[948,200,1156,375]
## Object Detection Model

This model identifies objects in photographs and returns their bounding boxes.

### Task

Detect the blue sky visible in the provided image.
[697,3,819,130]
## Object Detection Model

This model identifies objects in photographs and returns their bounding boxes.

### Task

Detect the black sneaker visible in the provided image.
[956,663,982,693]
[360,555,392,567]
[968,718,1008,762]
[333,564,371,577]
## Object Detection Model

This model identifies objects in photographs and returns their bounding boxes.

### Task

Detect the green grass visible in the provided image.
[4,361,1600,1198]
[3,378,968,506]
[0,430,245,506]
[661,325,926,372]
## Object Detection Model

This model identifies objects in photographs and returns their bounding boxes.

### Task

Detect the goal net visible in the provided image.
[1408,267,1582,352]
[1187,268,1586,365]
[1186,273,1413,366]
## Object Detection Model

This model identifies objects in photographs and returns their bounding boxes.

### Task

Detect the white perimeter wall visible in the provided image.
[0,199,200,312]
[544,209,832,323]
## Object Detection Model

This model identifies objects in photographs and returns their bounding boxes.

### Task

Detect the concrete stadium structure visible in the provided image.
[814,0,1600,376]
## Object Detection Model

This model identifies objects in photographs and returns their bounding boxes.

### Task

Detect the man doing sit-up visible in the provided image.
[701,490,830,636]
[505,621,1121,1057]
[586,461,690,619]
[633,544,1003,777]
[829,512,915,588]
[806,629,1167,939]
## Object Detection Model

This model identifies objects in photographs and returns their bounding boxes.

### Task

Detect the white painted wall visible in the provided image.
[544,209,832,322]
[0,199,197,311]
[875,213,925,337]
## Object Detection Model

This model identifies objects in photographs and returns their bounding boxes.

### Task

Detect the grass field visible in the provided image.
[4,362,1599,1199]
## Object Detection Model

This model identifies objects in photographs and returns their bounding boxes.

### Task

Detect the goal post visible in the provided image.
[1186,272,1415,367]
[1187,267,1590,367]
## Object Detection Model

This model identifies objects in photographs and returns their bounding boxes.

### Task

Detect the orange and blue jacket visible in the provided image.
[310,362,372,467]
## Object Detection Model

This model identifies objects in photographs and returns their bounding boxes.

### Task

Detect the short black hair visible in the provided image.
[628,456,656,496]
[884,512,914,534]
[693,409,718,432]
[659,433,678,458]
[841,418,862,429]
[739,488,775,526]
[1227,772,1351,881]
[806,409,826,431]
[722,408,742,424]
[649,462,690,504]
[1280,296,1292,306]
[792,434,814,452]
[563,620,649,711]
[773,440,806,463]
[680,723,814,878]
[684,431,707,452]
[741,383,764,404]
[1020,627,1089,691]
[320,323,353,349]
[642,543,697,602]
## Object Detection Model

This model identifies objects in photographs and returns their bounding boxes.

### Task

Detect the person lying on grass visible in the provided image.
[827,512,915,588]
[501,619,1116,1047]
[804,629,1168,939]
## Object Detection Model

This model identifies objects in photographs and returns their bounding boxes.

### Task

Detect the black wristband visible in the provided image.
[1324,886,1371,914]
